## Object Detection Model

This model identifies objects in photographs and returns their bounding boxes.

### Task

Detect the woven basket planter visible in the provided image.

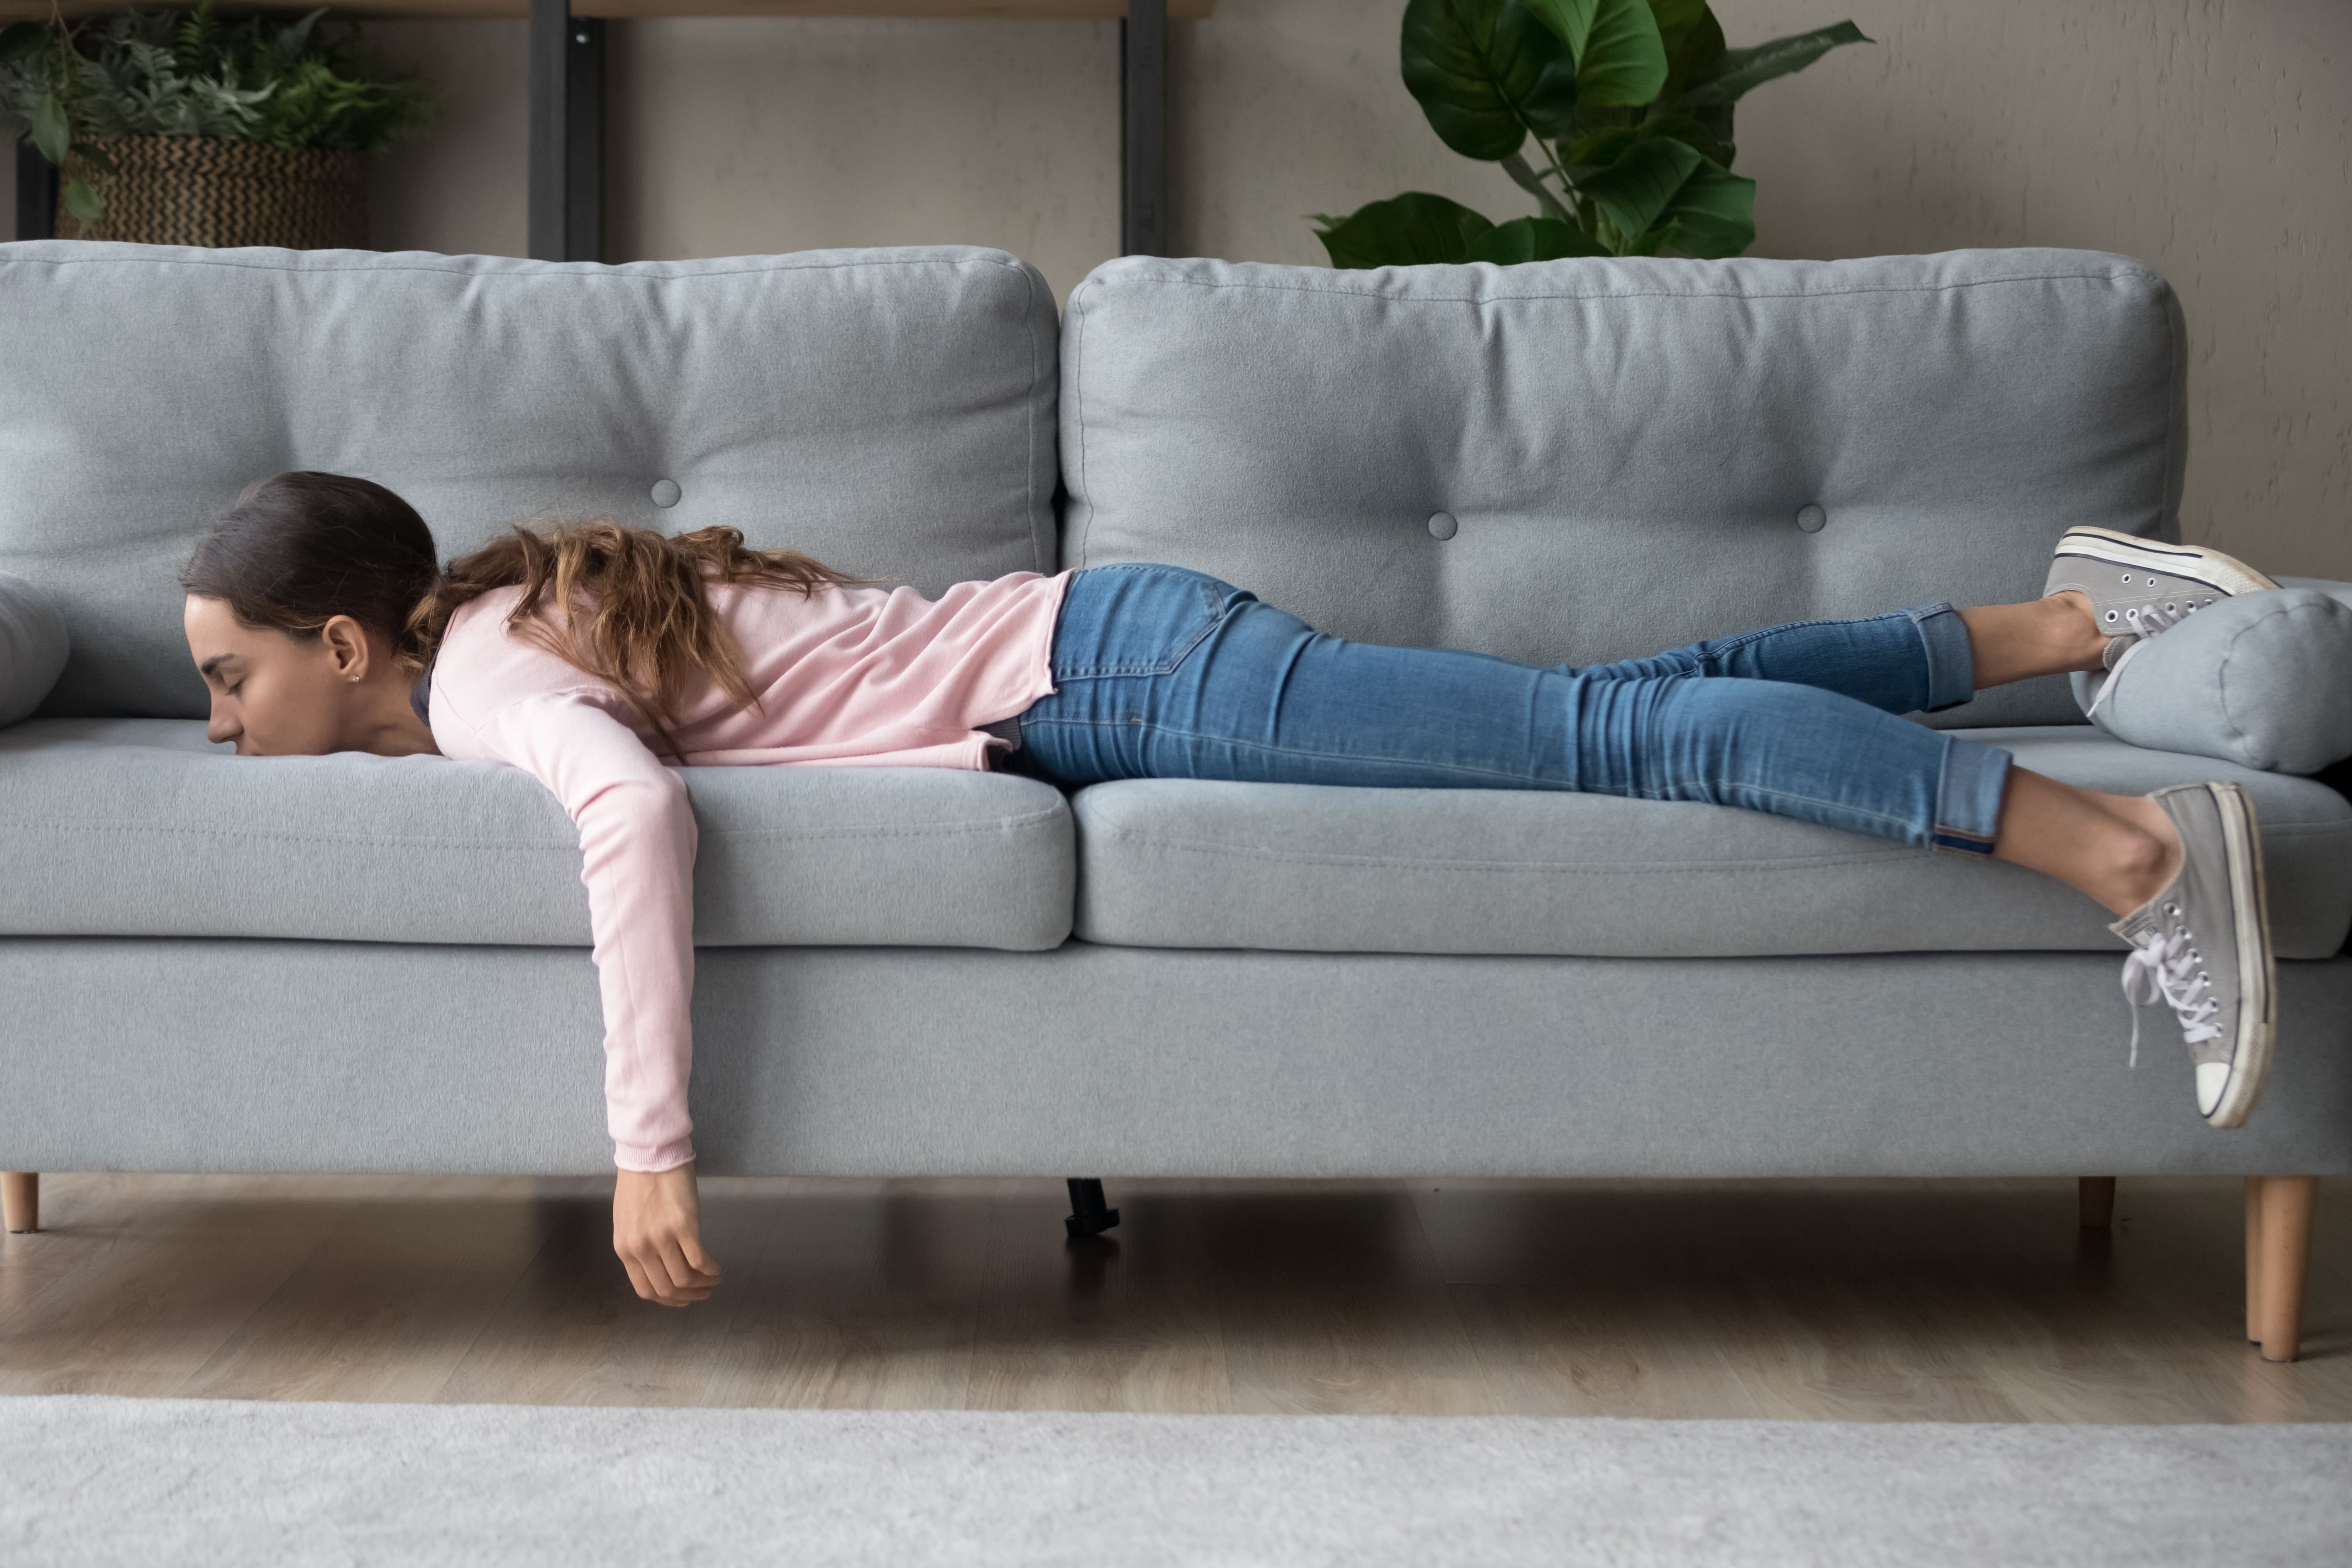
[59,135,367,249]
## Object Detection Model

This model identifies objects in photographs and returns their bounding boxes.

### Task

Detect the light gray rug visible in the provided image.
[1,1396,2344,1567]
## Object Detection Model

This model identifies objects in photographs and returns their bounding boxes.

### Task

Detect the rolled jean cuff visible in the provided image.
[1903,601,1978,712]
[1930,735,2013,857]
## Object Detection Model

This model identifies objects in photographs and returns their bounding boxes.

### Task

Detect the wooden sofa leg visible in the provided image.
[1,1173,36,1234]
[2078,1176,2116,1229]
[2248,1175,2318,1363]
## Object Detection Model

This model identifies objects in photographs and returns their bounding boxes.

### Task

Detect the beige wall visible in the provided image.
[11,1,2345,574]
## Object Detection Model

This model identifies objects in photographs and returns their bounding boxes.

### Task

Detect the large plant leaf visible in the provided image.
[1521,0,1666,107]
[60,177,103,223]
[1559,111,1721,172]
[1574,134,1702,242]
[1313,191,1497,268]
[1644,0,1709,53]
[1464,215,1608,263]
[1669,20,1868,108]
[1648,160,1753,257]
[27,89,69,164]
[1658,2,1725,97]
[1400,0,1580,162]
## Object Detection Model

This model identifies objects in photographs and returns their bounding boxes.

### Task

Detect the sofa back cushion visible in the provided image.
[0,243,1059,718]
[1061,250,2186,727]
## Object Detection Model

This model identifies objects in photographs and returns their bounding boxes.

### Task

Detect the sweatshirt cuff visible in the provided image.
[614,1138,696,1174]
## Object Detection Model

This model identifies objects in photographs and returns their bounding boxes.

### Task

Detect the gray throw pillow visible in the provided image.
[2071,579,2352,775]
[0,573,69,727]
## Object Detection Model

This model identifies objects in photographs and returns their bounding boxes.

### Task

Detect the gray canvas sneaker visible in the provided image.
[2111,782,2275,1129]
[2045,527,2279,670]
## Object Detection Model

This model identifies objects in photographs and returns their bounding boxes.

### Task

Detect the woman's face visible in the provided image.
[183,594,367,756]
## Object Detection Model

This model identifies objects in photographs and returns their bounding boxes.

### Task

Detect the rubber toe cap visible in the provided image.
[2196,1060,2231,1118]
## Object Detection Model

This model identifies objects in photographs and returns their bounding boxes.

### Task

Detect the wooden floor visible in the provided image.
[0,1173,2342,1422]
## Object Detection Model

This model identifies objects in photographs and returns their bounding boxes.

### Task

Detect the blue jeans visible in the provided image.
[1011,563,2013,855]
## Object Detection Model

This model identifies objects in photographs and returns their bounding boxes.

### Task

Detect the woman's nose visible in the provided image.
[206,703,241,746]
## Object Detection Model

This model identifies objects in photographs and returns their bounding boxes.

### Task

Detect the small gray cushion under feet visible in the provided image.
[2071,580,2352,774]
[0,572,67,726]
[0,718,1074,950]
[1072,726,2352,960]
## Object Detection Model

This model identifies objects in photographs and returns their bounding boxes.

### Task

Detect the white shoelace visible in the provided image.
[2118,928,2220,1067]
[2084,600,2197,719]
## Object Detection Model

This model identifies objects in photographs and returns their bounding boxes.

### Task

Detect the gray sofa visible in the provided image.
[0,241,2344,1359]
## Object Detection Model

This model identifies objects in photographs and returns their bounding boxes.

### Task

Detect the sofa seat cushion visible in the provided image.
[1071,727,2352,960]
[0,719,1073,950]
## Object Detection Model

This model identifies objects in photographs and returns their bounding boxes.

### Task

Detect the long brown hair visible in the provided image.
[183,472,861,755]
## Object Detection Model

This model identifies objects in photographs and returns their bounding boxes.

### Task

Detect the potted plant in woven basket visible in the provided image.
[0,3,434,249]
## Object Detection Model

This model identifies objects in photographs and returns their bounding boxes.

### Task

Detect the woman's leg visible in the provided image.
[1574,593,2108,711]
[1023,567,2009,849]
[1017,566,2175,909]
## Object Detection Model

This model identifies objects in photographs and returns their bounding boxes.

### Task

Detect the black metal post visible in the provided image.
[14,142,58,242]
[1119,0,1166,257]
[528,0,603,262]
[1065,1177,1120,1240]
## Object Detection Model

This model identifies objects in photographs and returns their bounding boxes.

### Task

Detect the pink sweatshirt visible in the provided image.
[426,571,1071,1171]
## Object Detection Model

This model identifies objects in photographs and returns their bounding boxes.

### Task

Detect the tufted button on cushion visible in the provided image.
[1796,504,1827,533]
[650,479,682,509]
[1427,511,1458,541]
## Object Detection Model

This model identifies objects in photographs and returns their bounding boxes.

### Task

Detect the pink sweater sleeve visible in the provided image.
[477,692,699,1173]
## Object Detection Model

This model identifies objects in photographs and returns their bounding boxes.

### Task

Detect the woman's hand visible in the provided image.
[612,1163,722,1306]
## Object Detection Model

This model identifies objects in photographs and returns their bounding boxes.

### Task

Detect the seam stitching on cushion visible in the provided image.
[0,252,1027,285]
[1021,260,1047,575]
[1082,827,1915,874]
[1086,268,2159,310]
[1068,278,1093,569]
[0,812,1068,847]
[2159,277,2181,540]
[1076,816,2345,870]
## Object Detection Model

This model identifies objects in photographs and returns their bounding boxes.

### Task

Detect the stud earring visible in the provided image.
[350,674,361,683]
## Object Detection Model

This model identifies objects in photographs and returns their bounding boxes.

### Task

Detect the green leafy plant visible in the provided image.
[1314,0,1868,267]
[0,3,435,222]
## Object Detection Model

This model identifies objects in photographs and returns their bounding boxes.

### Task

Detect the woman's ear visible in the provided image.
[318,614,371,682]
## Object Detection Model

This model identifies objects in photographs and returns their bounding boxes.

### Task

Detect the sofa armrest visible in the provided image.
[2071,579,2352,774]
[0,573,68,728]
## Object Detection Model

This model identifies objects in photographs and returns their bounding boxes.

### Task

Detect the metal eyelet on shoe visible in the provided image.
[2165,903,2179,915]
[2165,603,2176,613]
[2121,573,2134,583]
[2104,610,2120,622]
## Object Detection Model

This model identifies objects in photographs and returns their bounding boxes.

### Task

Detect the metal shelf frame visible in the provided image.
[15,0,1180,261]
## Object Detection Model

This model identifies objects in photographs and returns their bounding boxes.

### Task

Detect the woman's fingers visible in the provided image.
[623,1241,707,1306]
[618,1253,670,1306]
[654,1236,718,1296]
[678,1228,721,1281]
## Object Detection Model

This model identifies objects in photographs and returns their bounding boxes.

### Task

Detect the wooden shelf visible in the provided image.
[3,0,1212,19]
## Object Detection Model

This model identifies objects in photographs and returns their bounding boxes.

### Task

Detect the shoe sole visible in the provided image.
[2204,782,2275,1129]
[2054,527,2280,598]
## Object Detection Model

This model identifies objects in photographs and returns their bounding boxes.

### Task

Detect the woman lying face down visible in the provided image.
[181,471,2285,1307]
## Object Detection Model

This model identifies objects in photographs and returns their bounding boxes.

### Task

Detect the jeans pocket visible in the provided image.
[1055,564,1243,679]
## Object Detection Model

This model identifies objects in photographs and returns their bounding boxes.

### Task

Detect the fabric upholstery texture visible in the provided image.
[0,242,1059,718]
[1071,726,2352,960]
[3,939,2345,1177]
[1061,250,2187,730]
[2072,579,2352,775]
[0,572,66,725]
[0,719,1074,950]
